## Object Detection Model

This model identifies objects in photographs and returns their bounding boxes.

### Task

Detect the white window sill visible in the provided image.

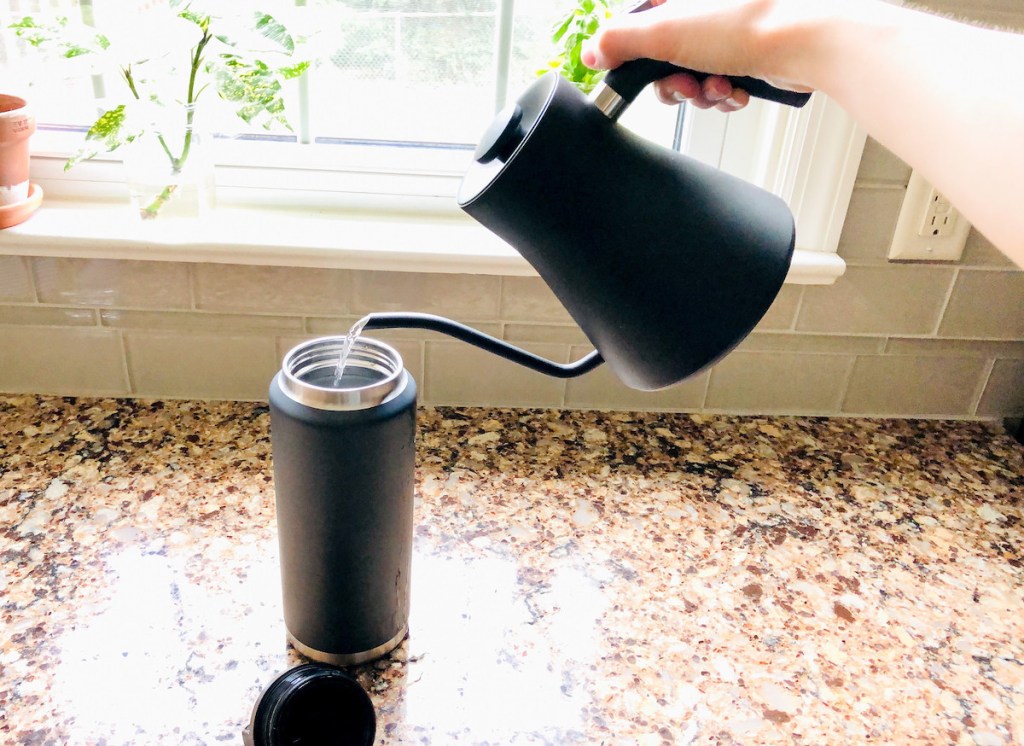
[0,194,845,284]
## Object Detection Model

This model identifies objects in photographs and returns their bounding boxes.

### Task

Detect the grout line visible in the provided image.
[24,256,40,304]
[698,369,713,412]
[853,180,910,191]
[788,286,806,331]
[969,358,997,416]
[496,276,507,321]
[930,266,959,337]
[117,330,135,394]
[835,355,860,414]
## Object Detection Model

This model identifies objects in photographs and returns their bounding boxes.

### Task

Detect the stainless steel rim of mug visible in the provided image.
[279,336,407,411]
[286,626,409,666]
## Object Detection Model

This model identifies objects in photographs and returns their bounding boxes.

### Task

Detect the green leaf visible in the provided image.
[211,54,291,130]
[9,16,55,47]
[178,9,210,31]
[64,105,140,170]
[11,15,108,58]
[84,105,132,146]
[551,14,573,44]
[277,61,309,80]
[253,12,294,54]
[62,44,92,59]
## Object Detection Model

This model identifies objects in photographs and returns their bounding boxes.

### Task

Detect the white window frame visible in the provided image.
[2,0,862,286]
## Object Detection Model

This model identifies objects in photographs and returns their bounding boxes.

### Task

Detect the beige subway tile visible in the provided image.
[921,1,1024,28]
[0,326,128,395]
[276,335,311,364]
[937,270,1024,340]
[423,340,566,407]
[125,332,279,400]
[33,257,191,309]
[504,323,590,345]
[737,332,886,355]
[0,306,96,326]
[754,285,802,330]
[976,360,1024,417]
[856,137,911,185]
[705,351,852,414]
[837,187,904,263]
[0,257,34,302]
[361,335,424,388]
[797,266,954,335]
[565,348,707,411]
[841,355,988,417]
[500,276,575,324]
[305,317,358,336]
[961,229,1015,268]
[306,314,501,341]
[885,337,1024,358]
[100,309,303,333]
[194,264,351,315]
[350,271,502,320]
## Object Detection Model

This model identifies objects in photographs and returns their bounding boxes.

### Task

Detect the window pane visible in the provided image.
[1,0,106,128]
[307,0,498,145]
[506,0,577,100]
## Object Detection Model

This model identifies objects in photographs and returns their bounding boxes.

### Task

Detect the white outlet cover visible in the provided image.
[888,171,971,261]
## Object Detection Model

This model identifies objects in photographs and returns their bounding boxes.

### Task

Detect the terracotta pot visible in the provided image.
[0,94,36,207]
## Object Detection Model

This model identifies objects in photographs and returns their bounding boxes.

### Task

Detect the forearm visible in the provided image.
[588,0,1024,263]
[777,1,1024,263]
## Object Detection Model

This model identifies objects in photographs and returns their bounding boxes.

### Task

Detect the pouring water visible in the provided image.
[333,314,373,385]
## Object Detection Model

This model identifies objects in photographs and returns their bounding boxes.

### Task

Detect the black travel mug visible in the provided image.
[269,335,416,665]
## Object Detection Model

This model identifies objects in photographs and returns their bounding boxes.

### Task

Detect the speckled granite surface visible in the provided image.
[1,395,1022,745]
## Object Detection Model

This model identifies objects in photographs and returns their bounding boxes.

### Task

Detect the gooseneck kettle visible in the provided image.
[368,3,811,391]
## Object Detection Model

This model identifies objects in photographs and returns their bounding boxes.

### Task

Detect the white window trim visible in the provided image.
[1,92,861,285]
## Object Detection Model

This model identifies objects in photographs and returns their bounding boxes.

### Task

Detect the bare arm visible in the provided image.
[583,0,1024,265]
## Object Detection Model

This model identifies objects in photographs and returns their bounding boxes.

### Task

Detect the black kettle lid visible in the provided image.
[243,663,376,746]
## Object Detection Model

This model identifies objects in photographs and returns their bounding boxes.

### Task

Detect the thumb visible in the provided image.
[581,6,679,71]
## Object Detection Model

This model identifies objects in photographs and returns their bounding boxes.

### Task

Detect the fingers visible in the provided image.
[654,73,750,112]
[581,3,680,71]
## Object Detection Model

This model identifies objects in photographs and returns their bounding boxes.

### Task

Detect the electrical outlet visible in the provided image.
[888,170,971,261]
[920,189,956,237]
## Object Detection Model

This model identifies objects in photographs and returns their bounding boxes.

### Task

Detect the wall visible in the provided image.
[1,134,1022,419]
[1,2,1022,418]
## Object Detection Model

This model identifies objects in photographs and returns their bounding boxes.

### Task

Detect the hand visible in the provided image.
[580,0,815,112]
[645,69,750,112]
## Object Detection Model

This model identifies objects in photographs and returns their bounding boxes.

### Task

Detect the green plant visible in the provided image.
[9,2,308,218]
[538,0,621,94]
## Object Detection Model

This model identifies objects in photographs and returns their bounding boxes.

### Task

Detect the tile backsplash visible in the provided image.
[2,140,1023,418]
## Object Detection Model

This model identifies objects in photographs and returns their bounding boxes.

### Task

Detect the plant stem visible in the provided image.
[123,65,176,165]
[173,29,212,171]
[140,27,213,218]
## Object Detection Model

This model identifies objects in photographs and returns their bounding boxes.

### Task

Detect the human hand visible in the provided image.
[581,0,816,112]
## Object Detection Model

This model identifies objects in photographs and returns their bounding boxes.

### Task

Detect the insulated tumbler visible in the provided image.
[269,336,416,665]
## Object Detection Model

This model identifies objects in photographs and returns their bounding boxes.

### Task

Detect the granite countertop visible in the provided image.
[1,395,1022,745]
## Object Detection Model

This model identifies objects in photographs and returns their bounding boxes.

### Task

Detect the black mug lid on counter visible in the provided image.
[244,664,376,746]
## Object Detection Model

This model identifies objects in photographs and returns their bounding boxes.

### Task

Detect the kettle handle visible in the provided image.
[603,59,811,109]
[604,0,811,109]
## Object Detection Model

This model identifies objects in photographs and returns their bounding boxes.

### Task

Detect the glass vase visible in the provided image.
[123,102,214,220]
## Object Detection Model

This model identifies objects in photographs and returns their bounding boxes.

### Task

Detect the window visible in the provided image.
[2,0,860,283]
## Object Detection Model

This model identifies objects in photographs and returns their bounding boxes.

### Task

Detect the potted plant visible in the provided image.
[9,2,308,219]
[538,0,618,94]
[0,93,42,228]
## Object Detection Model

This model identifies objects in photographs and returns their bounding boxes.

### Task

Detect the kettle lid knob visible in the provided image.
[474,103,524,164]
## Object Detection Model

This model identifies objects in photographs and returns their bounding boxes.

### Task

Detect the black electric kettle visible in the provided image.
[368,5,810,391]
